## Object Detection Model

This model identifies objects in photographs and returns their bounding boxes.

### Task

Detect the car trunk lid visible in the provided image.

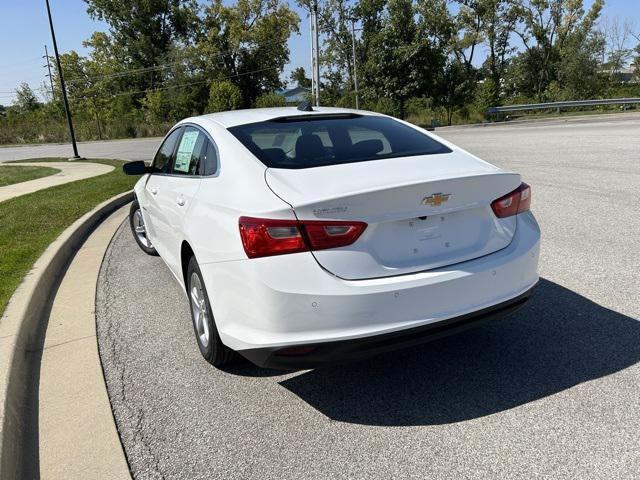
[265,152,521,280]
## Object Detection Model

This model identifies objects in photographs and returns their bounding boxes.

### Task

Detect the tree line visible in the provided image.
[1,0,639,144]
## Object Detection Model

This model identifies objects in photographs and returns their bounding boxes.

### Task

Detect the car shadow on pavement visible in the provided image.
[279,278,640,426]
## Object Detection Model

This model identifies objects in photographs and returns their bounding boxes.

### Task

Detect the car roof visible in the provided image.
[194,106,386,128]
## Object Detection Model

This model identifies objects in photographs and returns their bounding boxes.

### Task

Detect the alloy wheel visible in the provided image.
[190,272,211,348]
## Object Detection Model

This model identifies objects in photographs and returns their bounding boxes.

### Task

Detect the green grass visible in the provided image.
[0,165,60,187]
[0,158,136,316]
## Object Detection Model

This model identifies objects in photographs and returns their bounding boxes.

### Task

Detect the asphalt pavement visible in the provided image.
[96,114,640,479]
[0,137,160,162]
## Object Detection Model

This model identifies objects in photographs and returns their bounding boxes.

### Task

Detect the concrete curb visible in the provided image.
[0,190,134,479]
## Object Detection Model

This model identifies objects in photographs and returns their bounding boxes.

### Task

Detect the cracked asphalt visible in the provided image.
[96,115,640,479]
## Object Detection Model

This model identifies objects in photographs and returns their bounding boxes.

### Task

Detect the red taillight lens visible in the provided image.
[304,222,367,250]
[239,217,367,259]
[238,217,307,258]
[491,183,531,218]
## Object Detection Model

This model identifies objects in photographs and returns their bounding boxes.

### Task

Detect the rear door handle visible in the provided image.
[150,187,158,195]
[176,195,186,206]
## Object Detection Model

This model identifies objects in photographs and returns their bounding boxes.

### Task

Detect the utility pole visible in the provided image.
[43,45,55,101]
[311,0,320,106]
[45,0,81,160]
[350,20,360,110]
[309,14,315,101]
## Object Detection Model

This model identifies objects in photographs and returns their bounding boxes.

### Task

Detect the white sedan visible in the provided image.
[123,106,540,369]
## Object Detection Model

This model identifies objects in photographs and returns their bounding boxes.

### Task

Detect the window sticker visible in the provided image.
[174,130,200,173]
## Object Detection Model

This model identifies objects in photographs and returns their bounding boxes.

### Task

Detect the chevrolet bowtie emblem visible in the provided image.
[422,193,451,207]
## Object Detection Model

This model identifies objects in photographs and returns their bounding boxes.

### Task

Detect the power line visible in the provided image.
[99,66,277,100]
[64,37,292,85]
[1,39,290,100]
[65,62,182,85]
[2,65,276,102]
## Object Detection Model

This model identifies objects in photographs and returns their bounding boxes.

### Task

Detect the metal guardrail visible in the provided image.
[487,98,640,116]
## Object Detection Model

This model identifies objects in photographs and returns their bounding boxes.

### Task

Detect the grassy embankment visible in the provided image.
[0,158,136,315]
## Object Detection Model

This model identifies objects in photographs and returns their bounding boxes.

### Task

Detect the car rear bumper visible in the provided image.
[201,211,540,365]
[239,284,536,369]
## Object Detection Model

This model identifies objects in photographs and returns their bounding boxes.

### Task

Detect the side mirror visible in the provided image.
[123,161,153,175]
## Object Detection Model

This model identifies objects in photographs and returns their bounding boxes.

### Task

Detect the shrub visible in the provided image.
[207,81,242,113]
[254,92,286,108]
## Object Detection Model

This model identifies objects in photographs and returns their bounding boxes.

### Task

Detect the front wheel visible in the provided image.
[129,200,158,256]
[186,256,236,366]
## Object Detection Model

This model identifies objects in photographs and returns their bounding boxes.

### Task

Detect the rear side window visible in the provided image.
[153,127,182,173]
[227,115,451,169]
[202,140,218,176]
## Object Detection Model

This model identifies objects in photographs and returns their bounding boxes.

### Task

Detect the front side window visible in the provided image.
[153,127,182,173]
[171,126,208,175]
[227,115,452,169]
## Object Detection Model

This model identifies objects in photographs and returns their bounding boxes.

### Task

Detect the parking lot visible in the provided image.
[95,115,640,479]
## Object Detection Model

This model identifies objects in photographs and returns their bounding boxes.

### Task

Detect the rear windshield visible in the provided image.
[227,114,452,169]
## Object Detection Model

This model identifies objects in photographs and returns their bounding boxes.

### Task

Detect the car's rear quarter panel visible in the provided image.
[180,119,296,265]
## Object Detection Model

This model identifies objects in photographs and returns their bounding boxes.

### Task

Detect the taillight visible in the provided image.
[238,218,307,258]
[304,223,366,250]
[491,183,531,218]
[239,216,367,259]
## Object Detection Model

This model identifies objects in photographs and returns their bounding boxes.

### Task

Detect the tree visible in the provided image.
[450,0,484,73]
[57,50,113,139]
[84,0,199,72]
[290,67,312,88]
[317,0,357,96]
[141,90,169,124]
[600,17,635,79]
[511,0,604,100]
[361,0,443,118]
[255,92,286,107]
[417,0,477,124]
[14,83,40,113]
[198,0,299,107]
[557,24,605,99]
[481,0,518,106]
[207,80,242,112]
[441,59,471,125]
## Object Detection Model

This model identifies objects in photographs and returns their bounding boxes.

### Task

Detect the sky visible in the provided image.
[0,0,638,105]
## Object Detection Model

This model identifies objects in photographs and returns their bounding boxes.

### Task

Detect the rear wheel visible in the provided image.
[186,256,235,366]
[129,200,158,256]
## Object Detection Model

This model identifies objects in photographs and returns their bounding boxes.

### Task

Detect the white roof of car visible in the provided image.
[196,106,385,128]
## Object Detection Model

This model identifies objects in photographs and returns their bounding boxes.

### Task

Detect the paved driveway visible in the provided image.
[96,115,640,479]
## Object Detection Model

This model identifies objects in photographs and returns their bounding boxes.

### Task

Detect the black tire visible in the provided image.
[129,200,158,256]
[186,256,236,366]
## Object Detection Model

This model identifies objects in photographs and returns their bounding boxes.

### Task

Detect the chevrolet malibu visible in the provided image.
[123,106,540,369]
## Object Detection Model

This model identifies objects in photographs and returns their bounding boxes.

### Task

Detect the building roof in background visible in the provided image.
[276,86,311,103]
